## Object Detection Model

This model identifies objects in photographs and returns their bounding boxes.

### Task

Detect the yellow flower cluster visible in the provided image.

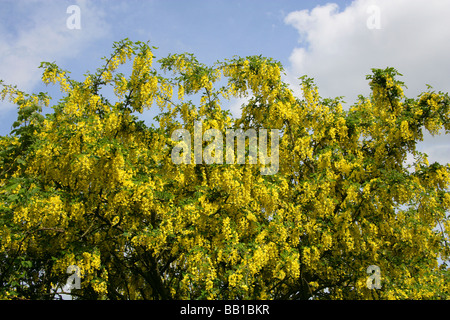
[114,76,128,99]
[42,69,70,92]
[139,76,159,111]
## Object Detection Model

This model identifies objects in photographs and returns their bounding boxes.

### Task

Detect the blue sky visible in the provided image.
[1,0,449,165]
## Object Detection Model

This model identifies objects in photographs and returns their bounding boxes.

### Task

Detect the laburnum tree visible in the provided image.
[1,39,449,300]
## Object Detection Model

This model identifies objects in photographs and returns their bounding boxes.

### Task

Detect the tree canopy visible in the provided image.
[1,39,449,300]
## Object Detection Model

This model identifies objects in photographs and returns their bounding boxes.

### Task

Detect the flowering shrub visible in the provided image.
[0,39,449,300]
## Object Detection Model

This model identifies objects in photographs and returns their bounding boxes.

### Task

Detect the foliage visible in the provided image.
[1,39,449,300]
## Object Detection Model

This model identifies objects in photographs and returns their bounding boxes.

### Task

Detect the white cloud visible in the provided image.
[284,0,450,165]
[284,0,450,103]
[0,0,110,103]
[228,96,251,119]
